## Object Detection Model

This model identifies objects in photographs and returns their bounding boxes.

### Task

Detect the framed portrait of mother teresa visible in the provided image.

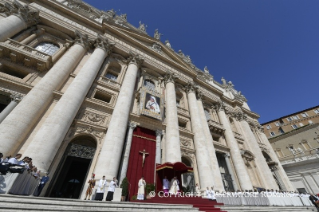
[139,87,163,120]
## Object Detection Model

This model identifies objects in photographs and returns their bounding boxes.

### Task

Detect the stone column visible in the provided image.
[0,31,89,156]
[214,102,253,190]
[224,153,239,191]
[0,93,23,123]
[236,114,278,190]
[155,129,162,164]
[258,128,295,191]
[163,73,181,163]
[0,3,39,42]
[196,93,224,191]
[185,82,214,189]
[119,122,137,183]
[12,26,36,42]
[94,53,143,180]
[20,27,45,45]
[22,36,112,172]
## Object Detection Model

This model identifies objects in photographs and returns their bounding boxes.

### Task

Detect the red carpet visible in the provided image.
[132,195,226,212]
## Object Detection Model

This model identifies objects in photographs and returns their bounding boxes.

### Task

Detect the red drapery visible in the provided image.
[126,127,156,199]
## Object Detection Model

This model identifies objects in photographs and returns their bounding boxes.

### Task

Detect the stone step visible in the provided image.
[0,195,200,212]
[220,206,316,212]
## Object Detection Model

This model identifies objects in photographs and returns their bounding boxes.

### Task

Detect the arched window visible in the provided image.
[35,42,59,55]
[144,79,155,90]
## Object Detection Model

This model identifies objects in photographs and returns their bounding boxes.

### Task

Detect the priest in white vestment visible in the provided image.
[169,177,179,195]
[205,187,212,199]
[163,176,169,194]
[106,177,118,201]
[137,177,146,200]
[210,187,216,200]
[95,176,107,201]
[195,183,201,197]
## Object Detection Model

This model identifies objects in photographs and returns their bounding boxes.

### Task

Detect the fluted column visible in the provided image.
[258,128,295,191]
[0,3,39,41]
[119,122,137,183]
[214,102,253,190]
[196,93,224,191]
[94,53,143,180]
[22,36,112,172]
[224,153,239,190]
[0,31,89,156]
[185,82,214,189]
[155,129,162,164]
[236,114,278,190]
[0,93,23,123]
[163,73,181,163]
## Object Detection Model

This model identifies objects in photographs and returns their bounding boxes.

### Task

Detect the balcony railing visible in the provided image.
[207,119,225,135]
[0,39,53,71]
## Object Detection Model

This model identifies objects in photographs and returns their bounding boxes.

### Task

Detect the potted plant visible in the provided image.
[120,177,129,201]
[145,183,156,199]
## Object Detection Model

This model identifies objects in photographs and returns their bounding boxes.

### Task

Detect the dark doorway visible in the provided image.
[46,136,96,199]
[50,156,90,199]
[216,152,235,192]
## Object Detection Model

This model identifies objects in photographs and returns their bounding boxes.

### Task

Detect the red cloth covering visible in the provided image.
[126,127,156,199]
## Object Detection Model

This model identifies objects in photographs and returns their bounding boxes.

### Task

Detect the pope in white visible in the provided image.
[137,177,146,200]
[169,177,179,195]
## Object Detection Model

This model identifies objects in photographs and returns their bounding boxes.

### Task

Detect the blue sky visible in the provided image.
[84,0,319,123]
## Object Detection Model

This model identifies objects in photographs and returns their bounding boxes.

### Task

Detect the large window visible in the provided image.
[105,73,118,81]
[35,42,59,55]
[144,79,155,90]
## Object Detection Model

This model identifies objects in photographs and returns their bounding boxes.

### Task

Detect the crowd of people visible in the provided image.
[0,153,49,196]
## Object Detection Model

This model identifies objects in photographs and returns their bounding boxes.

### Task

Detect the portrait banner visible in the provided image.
[139,87,163,120]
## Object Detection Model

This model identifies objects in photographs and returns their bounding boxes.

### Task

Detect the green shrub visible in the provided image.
[120,177,129,197]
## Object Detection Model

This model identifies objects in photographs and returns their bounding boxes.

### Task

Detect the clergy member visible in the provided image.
[95,176,107,201]
[195,183,201,197]
[137,177,146,200]
[84,173,96,200]
[210,186,216,201]
[169,177,179,195]
[163,176,169,194]
[106,177,118,201]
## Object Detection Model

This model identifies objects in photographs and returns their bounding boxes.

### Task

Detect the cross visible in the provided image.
[139,149,149,168]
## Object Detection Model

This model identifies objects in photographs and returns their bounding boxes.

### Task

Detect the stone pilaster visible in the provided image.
[214,102,253,190]
[0,93,23,123]
[163,72,181,163]
[196,92,224,191]
[223,153,239,191]
[0,1,39,41]
[155,129,162,164]
[22,35,112,172]
[185,82,214,189]
[0,31,89,156]
[119,122,137,183]
[94,52,143,180]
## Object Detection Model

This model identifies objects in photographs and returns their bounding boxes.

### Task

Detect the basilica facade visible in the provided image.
[0,0,294,199]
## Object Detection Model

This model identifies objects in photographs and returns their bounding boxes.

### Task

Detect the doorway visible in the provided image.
[47,136,96,199]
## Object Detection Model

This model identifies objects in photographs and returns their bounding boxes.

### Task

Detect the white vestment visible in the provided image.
[7,158,18,164]
[145,96,160,114]
[96,179,107,193]
[206,189,212,198]
[163,179,169,190]
[108,180,117,192]
[210,190,216,200]
[137,179,146,200]
[169,179,179,194]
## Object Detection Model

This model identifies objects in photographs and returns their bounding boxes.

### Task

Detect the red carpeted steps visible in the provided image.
[132,196,227,212]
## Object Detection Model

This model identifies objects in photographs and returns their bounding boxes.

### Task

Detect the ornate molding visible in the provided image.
[10,92,23,102]
[82,111,106,126]
[67,143,95,159]
[0,1,39,26]
[163,72,177,85]
[184,82,197,94]
[75,126,104,138]
[129,122,137,130]
[94,34,114,54]
[74,30,91,49]
[212,100,225,112]
[151,42,162,53]
[127,52,144,68]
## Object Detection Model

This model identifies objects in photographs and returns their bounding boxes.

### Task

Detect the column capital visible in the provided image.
[10,92,23,102]
[163,72,177,85]
[184,81,197,94]
[74,30,91,50]
[94,34,114,54]
[223,152,231,158]
[196,90,203,101]
[234,112,247,122]
[156,129,162,137]
[128,122,137,130]
[212,100,225,112]
[1,1,40,26]
[127,52,144,68]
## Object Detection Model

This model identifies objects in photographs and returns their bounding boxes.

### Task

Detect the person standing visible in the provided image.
[205,187,211,199]
[169,177,179,195]
[34,172,49,196]
[106,177,118,201]
[163,176,169,194]
[95,176,107,201]
[137,177,146,200]
[309,193,319,211]
[210,186,216,201]
[84,174,95,200]
[195,183,201,197]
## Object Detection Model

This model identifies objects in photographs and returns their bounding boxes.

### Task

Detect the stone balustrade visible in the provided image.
[99,76,121,90]
[207,119,225,135]
[0,39,53,71]
[177,105,190,116]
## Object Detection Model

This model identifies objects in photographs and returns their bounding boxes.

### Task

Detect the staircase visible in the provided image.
[0,194,200,212]
[133,196,226,212]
